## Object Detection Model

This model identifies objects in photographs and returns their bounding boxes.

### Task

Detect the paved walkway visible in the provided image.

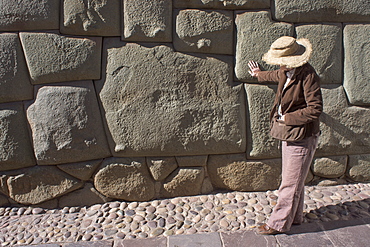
[1,183,370,247]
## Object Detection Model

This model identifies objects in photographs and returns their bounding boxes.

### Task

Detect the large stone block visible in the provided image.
[312,156,347,179]
[20,32,102,84]
[26,81,111,165]
[343,24,370,106]
[0,102,36,171]
[347,154,370,182]
[94,157,155,201]
[4,166,83,205]
[160,167,205,198]
[174,9,233,55]
[244,84,280,158]
[273,0,370,22]
[96,39,246,157]
[317,86,370,156]
[296,24,342,84]
[174,0,270,9]
[0,33,33,103]
[0,0,59,31]
[61,0,121,36]
[123,0,172,42]
[207,154,282,191]
[235,11,293,82]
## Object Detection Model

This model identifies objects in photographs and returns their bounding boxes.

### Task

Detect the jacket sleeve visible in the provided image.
[256,70,281,83]
[284,72,323,125]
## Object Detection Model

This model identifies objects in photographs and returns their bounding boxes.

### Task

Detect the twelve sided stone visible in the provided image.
[123,0,172,42]
[235,11,293,82]
[96,38,246,157]
[273,0,370,22]
[61,0,121,36]
[244,84,280,159]
[174,9,234,55]
[343,24,370,106]
[174,0,270,9]
[0,102,36,171]
[207,153,282,191]
[26,80,111,165]
[0,0,59,31]
[0,33,33,103]
[296,24,342,84]
[20,32,102,84]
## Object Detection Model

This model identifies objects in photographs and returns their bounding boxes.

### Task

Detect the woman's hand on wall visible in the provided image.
[248,61,261,77]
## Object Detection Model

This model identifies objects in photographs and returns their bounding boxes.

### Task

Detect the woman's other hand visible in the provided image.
[248,61,261,77]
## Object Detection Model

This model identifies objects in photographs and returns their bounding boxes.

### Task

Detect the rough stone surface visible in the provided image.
[123,0,172,42]
[174,0,270,9]
[0,194,8,206]
[207,154,282,191]
[316,86,370,156]
[5,166,83,205]
[177,155,208,167]
[0,102,36,171]
[343,24,370,106]
[312,156,348,179]
[296,24,342,84]
[174,9,233,55]
[58,183,109,207]
[0,0,59,31]
[20,32,102,84]
[96,39,246,157]
[94,157,155,201]
[273,0,370,22]
[26,81,111,165]
[305,170,314,184]
[57,159,103,181]
[244,84,279,158]
[235,11,294,82]
[161,167,205,198]
[61,0,121,36]
[347,154,370,182]
[0,33,33,103]
[147,157,178,181]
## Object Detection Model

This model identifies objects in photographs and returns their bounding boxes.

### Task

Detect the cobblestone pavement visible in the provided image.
[1,183,370,246]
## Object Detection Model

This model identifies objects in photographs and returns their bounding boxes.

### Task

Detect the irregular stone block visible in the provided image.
[317,86,370,156]
[174,0,270,9]
[201,177,214,194]
[0,102,36,171]
[296,24,342,84]
[20,32,102,84]
[347,154,370,182]
[344,24,370,106]
[176,155,208,167]
[160,167,205,198]
[94,157,155,201]
[26,81,111,165]
[96,39,246,156]
[305,170,314,185]
[123,0,172,42]
[0,33,33,103]
[57,159,103,181]
[0,0,59,31]
[207,154,282,191]
[147,157,178,181]
[61,0,121,36]
[6,166,83,205]
[174,9,233,55]
[59,183,109,207]
[273,0,370,22]
[312,156,347,179]
[244,84,280,158]
[235,11,293,82]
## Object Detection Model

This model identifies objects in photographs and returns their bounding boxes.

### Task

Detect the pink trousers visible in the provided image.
[267,134,319,232]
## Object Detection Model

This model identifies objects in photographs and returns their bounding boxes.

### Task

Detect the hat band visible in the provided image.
[269,42,299,57]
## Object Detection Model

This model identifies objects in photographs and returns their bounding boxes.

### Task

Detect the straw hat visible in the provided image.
[262,36,312,68]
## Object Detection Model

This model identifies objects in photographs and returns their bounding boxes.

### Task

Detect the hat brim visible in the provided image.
[262,38,312,68]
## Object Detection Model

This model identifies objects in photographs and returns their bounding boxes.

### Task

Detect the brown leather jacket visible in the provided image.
[256,63,323,137]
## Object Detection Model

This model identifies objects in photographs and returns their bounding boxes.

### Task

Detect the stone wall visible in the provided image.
[0,0,369,207]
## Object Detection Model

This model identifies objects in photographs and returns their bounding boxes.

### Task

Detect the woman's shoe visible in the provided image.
[256,224,281,235]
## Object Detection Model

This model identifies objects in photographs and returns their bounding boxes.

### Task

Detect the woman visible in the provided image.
[248,36,323,235]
